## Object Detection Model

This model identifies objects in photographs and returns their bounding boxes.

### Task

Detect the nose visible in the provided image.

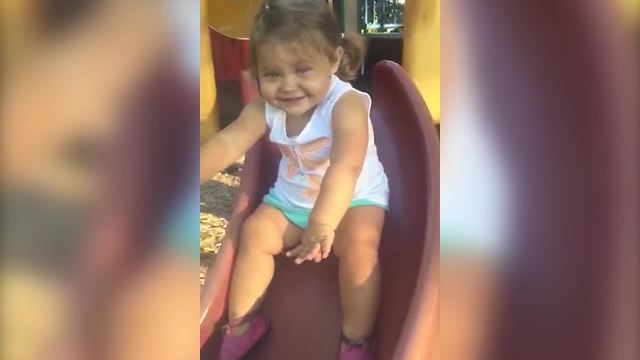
[280,74,298,92]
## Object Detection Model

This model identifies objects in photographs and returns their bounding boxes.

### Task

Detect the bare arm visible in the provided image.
[200,100,267,184]
[309,91,369,229]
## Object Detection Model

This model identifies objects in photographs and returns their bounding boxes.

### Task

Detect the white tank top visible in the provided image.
[265,75,389,210]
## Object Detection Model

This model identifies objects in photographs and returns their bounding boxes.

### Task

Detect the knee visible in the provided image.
[334,228,380,263]
[239,216,279,255]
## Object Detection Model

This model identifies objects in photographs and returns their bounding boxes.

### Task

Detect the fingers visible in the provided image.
[286,231,334,264]
[285,244,305,259]
[286,240,314,259]
[296,242,319,264]
[304,243,319,260]
[286,241,321,264]
[320,239,332,259]
[313,248,322,263]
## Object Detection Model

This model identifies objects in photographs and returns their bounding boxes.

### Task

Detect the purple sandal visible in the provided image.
[219,314,269,360]
[338,335,373,360]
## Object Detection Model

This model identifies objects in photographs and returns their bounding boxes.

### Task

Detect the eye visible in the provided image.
[263,71,280,79]
[296,67,312,75]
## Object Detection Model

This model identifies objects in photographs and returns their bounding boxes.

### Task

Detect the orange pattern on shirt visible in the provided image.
[278,144,298,178]
[277,137,331,201]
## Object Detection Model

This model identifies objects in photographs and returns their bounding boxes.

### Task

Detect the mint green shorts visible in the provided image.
[262,190,388,229]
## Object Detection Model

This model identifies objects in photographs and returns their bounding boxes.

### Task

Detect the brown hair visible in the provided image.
[248,0,367,81]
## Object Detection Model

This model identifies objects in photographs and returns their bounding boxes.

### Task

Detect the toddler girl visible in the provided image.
[200,1,389,358]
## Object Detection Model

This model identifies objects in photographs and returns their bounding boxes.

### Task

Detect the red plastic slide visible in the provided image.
[200,61,439,359]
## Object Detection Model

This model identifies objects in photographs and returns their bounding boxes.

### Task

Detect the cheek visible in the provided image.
[301,76,330,96]
[258,82,278,98]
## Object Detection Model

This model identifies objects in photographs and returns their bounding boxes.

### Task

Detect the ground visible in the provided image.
[199,159,243,286]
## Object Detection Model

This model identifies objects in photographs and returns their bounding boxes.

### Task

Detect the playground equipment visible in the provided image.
[200,60,439,359]
[201,0,218,142]
[204,0,441,125]
[403,0,440,123]
[207,0,262,40]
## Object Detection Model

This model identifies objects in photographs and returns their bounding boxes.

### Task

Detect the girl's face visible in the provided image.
[257,41,342,119]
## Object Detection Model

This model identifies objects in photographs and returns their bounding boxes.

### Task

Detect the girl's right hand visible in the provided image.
[199,99,267,184]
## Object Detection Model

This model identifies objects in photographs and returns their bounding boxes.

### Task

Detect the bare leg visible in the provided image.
[334,206,385,345]
[227,204,301,334]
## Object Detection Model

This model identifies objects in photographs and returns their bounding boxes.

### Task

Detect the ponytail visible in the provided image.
[336,31,367,81]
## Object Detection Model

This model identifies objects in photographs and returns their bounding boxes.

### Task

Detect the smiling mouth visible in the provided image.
[277,96,305,103]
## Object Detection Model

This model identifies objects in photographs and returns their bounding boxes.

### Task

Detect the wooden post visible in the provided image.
[403,0,440,123]
[200,0,219,143]
[616,0,639,30]
[343,0,360,34]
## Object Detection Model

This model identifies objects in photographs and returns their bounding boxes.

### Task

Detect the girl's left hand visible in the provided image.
[286,223,335,264]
